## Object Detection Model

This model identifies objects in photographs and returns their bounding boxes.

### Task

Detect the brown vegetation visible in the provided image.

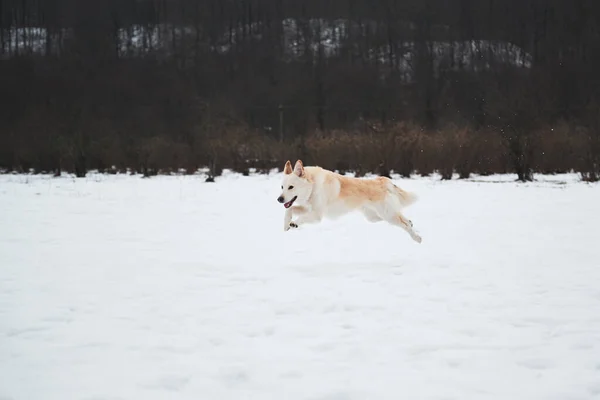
[3,117,591,180]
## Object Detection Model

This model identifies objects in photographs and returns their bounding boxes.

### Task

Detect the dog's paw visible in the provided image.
[284,222,298,231]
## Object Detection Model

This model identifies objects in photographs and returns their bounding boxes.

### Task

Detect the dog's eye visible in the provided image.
[288,185,294,190]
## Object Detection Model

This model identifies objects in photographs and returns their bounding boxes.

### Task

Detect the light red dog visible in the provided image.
[277,160,422,243]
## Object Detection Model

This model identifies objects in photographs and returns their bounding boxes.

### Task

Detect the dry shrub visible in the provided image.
[292,123,516,179]
[304,130,369,174]
[469,129,506,175]
[576,102,600,182]
[432,125,473,179]
[299,123,485,179]
[302,122,438,177]
[573,125,600,182]
[302,125,412,176]
[0,134,12,171]
[408,125,504,179]
[411,130,437,177]
[534,121,585,174]
[300,122,505,180]
[136,136,193,176]
[2,113,595,181]
[89,135,127,172]
[385,122,425,178]
[301,123,430,177]
[204,123,285,178]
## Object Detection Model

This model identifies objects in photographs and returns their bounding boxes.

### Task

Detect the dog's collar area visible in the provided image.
[284,196,297,209]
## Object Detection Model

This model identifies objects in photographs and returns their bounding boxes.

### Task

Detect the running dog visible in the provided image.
[277,160,422,243]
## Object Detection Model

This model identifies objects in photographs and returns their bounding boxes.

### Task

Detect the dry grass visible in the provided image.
[1,119,597,181]
[295,122,508,179]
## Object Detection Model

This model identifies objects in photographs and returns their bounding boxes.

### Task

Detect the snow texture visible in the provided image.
[1,171,599,400]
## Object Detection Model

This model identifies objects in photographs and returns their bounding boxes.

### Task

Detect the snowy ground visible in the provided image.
[1,171,599,400]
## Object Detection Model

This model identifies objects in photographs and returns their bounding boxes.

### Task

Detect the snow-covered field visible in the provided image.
[1,171,599,400]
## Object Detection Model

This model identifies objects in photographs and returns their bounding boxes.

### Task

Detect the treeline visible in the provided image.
[0,0,599,181]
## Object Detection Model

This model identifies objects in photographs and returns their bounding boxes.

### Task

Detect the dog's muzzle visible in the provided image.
[283,196,297,209]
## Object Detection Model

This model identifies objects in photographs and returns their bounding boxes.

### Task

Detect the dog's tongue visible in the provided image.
[284,201,293,209]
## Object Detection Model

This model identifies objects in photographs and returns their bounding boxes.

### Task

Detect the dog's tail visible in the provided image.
[391,183,418,208]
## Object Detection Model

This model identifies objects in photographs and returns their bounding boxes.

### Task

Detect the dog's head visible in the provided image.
[277,159,312,208]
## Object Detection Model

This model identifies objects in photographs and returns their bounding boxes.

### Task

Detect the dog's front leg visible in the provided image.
[284,206,309,230]
[283,207,294,231]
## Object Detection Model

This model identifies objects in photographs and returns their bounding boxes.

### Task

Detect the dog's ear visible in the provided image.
[284,160,293,174]
[293,160,304,177]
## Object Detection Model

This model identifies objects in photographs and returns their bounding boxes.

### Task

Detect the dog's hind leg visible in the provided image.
[361,207,383,223]
[380,209,422,243]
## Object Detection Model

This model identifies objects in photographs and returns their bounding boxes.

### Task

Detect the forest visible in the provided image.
[1,0,599,181]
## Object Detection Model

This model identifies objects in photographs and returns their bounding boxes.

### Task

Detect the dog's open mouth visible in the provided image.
[284,196,297,209]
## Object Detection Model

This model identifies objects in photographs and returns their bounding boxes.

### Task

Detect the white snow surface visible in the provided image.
[1,171,599,400]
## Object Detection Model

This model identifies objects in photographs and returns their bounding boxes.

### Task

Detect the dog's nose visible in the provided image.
[277,196,284,203]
